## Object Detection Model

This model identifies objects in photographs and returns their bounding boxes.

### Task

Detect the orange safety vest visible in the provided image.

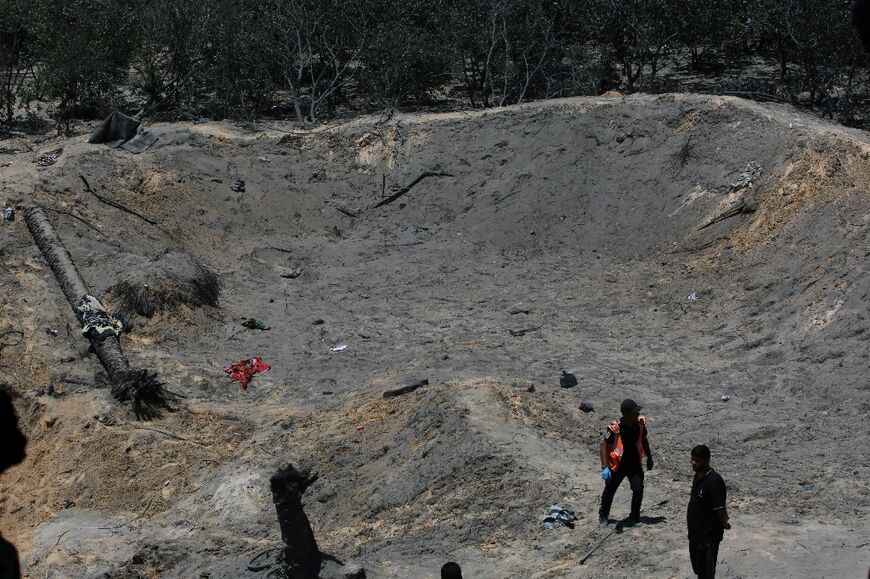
[606,416,646,471]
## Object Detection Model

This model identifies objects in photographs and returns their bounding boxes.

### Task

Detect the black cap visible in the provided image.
[620,398,642,413]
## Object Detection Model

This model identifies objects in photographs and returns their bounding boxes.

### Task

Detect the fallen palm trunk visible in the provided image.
[24,204,168,419]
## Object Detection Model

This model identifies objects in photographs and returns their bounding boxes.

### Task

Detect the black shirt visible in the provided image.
[687,469,727,543]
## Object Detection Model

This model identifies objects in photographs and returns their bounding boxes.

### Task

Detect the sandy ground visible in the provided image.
[0,93,869,578]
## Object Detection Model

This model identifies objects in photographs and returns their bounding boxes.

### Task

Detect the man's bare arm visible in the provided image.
[716,507,731,530]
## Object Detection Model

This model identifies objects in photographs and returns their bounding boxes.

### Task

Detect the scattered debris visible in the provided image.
[280,266,304,279]
[330,344,348,352]
[45,328,59,336]
[355,423,366,431]
[241,318,271,330]
[224,357,271,390]
[730,161,762,191]
[509,326,541,337]
[560,368,578,388]
[96,414,115,426]
[508,306,531,315]
[358,292,369,299]
[527,385,536,393]
[312,318,325,325]
[80,175,162,227]
[230,180,246,193]
[804,483,814,492]
[36,148,63,166]
[2,207,15,221]
[322,391,333,396]
[88,111,157,153]
[579,402,595,413]
[76,295,124,339]
[334,205,358,219]
[0,143,32,154]
[721,394,730,402]
[383,378,429,398]
[542,505,577,529]
[372,171,454,208]
[687,292,699,301]
[671,135,693,173]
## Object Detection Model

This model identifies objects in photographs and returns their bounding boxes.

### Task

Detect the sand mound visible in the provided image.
[106,251,220,319]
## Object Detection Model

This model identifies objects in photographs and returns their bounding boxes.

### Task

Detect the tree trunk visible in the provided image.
[23,205,168,419]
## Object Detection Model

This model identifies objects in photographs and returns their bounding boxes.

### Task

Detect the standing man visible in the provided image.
[687,445,730,578]
[598,398,653,526]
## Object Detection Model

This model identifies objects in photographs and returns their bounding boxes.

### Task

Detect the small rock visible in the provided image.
[312,319,325,325]
[230,180,246,193]
[96,414,116,426]
[280,266,304,279]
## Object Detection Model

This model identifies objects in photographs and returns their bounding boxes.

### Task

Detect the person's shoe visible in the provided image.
[624,515,641,526]
[598,515,609,527]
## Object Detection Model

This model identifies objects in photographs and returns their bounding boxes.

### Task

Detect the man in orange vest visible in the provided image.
[598,398,653,526]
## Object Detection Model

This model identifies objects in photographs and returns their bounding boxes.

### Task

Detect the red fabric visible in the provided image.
[224,357,271,390]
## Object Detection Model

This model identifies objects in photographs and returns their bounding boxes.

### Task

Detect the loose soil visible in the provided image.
[0,93,868,578]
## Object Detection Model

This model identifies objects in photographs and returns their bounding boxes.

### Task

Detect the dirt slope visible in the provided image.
[0,93,868,578]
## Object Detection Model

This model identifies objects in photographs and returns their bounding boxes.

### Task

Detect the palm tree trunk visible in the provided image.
[23,204,168,419]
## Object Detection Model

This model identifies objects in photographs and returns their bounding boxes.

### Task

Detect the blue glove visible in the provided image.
[601,466,612,481]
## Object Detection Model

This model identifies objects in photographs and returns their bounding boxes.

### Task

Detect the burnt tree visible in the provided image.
[23,204,168,419]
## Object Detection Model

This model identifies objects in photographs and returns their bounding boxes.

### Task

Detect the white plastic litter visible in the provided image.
[687,292,699,301]
[330,344,348,352]
[721,394,730,402]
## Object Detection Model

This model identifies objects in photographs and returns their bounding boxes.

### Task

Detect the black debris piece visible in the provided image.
[383,378,429,399]
[89,111,157,153]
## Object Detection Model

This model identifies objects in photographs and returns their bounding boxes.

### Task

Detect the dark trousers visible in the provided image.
[598,467,643,519]
[689,541,719,578]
